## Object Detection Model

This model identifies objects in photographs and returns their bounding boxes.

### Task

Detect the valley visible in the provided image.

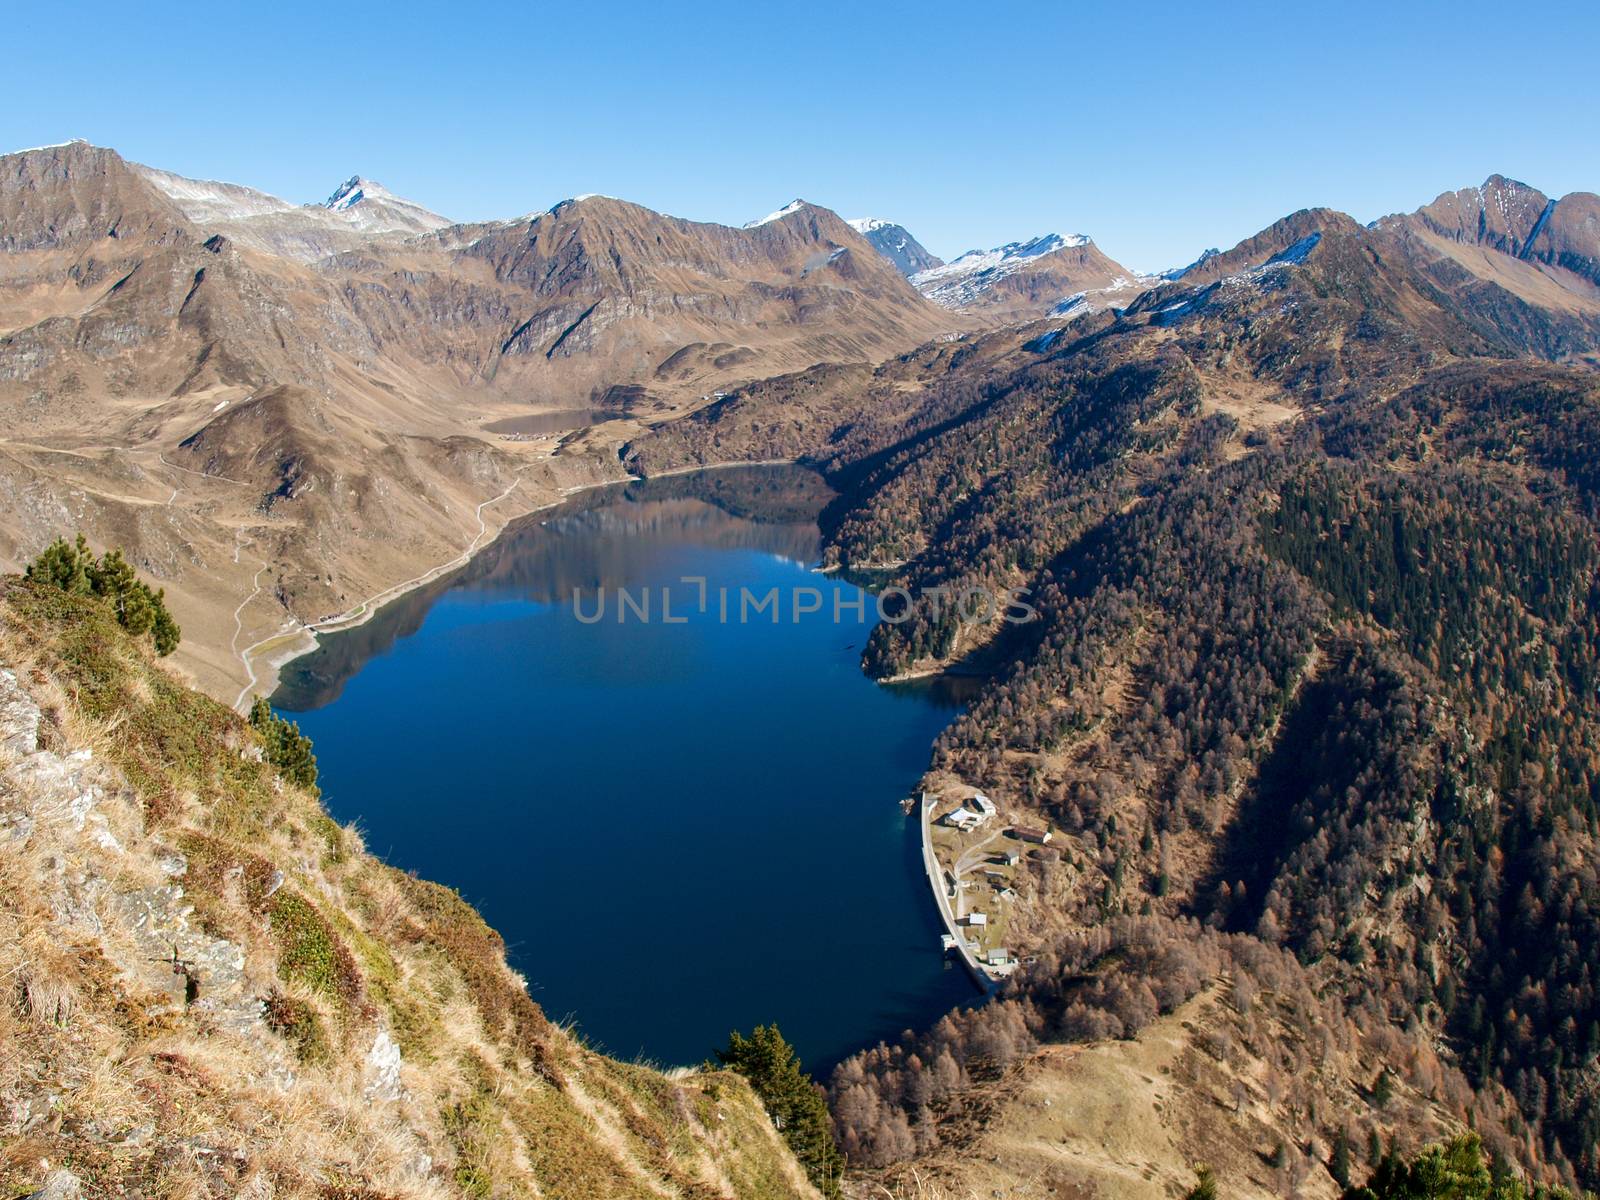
[4,127,1600,1200]
[270,467,977,1070]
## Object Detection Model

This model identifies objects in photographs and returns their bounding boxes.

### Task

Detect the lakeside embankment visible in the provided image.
[919,793,1000,993]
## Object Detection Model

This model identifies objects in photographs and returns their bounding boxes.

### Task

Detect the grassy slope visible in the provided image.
[0,578,815,1200]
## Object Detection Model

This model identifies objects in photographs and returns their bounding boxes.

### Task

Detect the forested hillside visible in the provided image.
[627,215,1600,1195]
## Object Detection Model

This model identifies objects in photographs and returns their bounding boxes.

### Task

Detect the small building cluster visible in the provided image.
[942,792,996,832]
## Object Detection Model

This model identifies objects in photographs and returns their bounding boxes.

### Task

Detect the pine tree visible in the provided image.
[26,533,93,594]
[1331,1132,1353,1188]
[1372,1067,1395,1109]
[249,698,320,792]
[716,1025,844,1199]
[25,533,181,656]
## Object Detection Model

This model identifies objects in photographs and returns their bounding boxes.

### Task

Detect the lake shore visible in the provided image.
[279,465,974,1066]
[239,457,806,711]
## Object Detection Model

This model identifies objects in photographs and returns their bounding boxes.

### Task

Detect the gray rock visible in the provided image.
[364,1029,405,1101]
[26,1168,83,1200]
[0,667,42,756]
[110,887,254,1026]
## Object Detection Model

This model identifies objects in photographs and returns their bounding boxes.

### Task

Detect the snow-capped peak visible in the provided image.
[745,200,808,228]
[909,232,1100,309]
[939,233,1089,272]
[847,217,892,234]
[912,233,1088,288]
[324,176,388,211]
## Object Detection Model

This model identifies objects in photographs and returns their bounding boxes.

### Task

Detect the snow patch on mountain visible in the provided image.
[846,217,943,276]
[2,138,91,158]
[323,176,375,210]
[746,200,808,228]
[1157,231,1324,326]
[136,165,299,223]
[911,233,1092,307]
[849,218,907,252]
[1271,232,1322,265]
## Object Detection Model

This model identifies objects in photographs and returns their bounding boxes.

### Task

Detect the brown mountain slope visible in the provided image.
[0,140,191,254]
[0,142,960,702]
[1163,207,1366,286]
[1380,174,1600,302]
[624,201,1600,1195]
[1405,174,1554,257]
[1525,189,1600,288]
[452,194,954,396]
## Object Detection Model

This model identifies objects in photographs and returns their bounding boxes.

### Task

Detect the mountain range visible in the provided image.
[622,167,1600,1198]
[5,135,1600,1200]
[3,137,1597,705]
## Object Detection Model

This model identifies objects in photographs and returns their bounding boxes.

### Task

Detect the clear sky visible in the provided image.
[5,0,1597,273]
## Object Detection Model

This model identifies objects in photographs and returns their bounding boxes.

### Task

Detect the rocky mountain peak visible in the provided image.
[908,230,1133,317]
[323,175,384,211]
[846,217,944,276]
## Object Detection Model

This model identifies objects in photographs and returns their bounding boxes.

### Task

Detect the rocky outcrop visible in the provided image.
[0,665,266,1033]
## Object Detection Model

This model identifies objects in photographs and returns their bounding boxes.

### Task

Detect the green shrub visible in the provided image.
[268,890,362,1006]
[263,989,332,1065]
[249,697,319,792]
[1342,1134,1578,1200]
[26,533,180,655]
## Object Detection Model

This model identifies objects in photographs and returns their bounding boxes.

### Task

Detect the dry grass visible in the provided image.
[858,981,1477,1200]
[0,579,815,1199]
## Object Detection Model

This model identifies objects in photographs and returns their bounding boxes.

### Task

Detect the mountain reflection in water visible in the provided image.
[272,464,980,1070]
[276,466,835,711]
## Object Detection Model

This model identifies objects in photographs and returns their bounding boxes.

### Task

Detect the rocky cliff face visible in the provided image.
[1380,175,1600,295]
[846,218,944,276]
[0,578,816,1200]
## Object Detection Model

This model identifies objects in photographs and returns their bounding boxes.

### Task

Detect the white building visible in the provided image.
[944,807,985,832]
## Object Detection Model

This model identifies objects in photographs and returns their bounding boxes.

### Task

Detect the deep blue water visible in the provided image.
[274,467,977,1072]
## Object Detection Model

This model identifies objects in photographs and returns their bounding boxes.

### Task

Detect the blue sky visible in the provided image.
[6,0,1597,272]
